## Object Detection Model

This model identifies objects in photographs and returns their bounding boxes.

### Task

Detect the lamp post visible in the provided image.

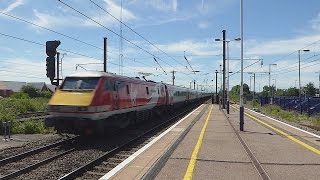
[268,64,277,97]
[192,71,200,90]
[316,72,320,95]
[298,49,310,114]
[215,30,227,109]
[215,70,218,104]
[240,0,244,131]
[248,72,256,100]
[272,78,276,96]
[215,38,241,113]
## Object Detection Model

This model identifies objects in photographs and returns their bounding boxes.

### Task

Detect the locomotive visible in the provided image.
[45,71,208,134]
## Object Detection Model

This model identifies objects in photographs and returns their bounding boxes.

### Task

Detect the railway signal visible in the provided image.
[45,40,61,86]
[46,40,60,57]
[46,57,55,80]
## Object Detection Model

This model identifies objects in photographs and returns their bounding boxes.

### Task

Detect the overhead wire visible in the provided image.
[273,58,320,76]
[0,32,102,61]
[88,0,188,68]
[58,0,173,73]
[268,39,320,65]
[0,32,173,79]
[229,60,261,77]
[272,53,320,73]
[0,11,106,51]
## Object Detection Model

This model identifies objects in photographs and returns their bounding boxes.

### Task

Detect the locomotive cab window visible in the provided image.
[146,87,149,95]
[61,77,100,90]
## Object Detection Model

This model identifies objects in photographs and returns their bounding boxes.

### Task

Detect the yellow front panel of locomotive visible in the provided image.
[48,90,95,106]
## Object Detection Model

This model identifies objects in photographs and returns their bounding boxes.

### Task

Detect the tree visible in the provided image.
[40,91,52,98]
[243,83,250,96]
[229,83,250,102]
[304,82,316,96]
[275,89,286,96]
[286,87,299,96]
[230,85,240,102]
[261,85,275,96]
[21,85,39,98]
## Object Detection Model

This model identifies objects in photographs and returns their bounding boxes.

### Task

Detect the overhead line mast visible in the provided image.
[119,0,123,75]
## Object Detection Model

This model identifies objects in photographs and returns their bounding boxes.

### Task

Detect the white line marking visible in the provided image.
[232,104,320,139]
[99,104,204,180]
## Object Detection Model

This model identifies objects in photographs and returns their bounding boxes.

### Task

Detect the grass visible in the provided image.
[0,97,53,135]
[256,104,320,129]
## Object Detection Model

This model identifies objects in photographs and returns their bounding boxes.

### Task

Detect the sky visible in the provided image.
[1,0,320,93]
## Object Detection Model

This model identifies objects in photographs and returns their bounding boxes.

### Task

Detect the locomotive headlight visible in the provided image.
[78,107,88,111]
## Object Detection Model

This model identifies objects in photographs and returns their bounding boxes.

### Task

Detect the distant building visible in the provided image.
[0,81,56,97]
[0,82,13,97]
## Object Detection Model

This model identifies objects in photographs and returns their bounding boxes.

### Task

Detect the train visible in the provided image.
[45,71,210,134]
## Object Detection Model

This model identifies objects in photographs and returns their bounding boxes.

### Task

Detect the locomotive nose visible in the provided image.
[48,90,95,106]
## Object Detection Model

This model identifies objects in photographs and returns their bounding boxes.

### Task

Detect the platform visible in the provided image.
[101,103,320,180]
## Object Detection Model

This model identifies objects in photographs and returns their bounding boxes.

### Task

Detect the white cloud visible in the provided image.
[84,0,137,27]
[31,0,137,29]
[0,57,48,82]
[246,34,320,56]
[198,21,209,29]
[147,0,178,12]
[153,40,219,56]
[311,13,320,31]
[1,0,25,13]
[32,10,83,28]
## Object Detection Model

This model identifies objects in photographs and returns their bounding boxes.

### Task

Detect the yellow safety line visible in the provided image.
[183,105,213,180]
[231,105,320,155]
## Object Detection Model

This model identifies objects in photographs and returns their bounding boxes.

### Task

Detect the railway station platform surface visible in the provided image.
[102,103,320,180]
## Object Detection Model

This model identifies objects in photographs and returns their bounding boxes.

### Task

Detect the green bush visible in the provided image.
[23,120,45,134]
[0,98,50,134]
[11,92,30,99]
[260,105,320,129]
[40,91,52,98]
[252,99,260,108]
[21,85,39,98]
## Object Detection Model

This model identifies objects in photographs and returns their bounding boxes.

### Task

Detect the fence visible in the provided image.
[259,96,320,116]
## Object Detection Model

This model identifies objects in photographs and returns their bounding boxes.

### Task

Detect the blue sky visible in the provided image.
[1,0,320,92]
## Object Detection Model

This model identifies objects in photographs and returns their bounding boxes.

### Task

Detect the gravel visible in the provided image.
[0,134,71,159]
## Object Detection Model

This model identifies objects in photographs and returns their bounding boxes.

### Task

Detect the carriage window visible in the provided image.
[146,87,149,95]
[126,85,130,94]
[158,88,160,94]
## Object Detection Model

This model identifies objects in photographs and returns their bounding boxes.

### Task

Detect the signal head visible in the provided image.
[46,40,61,57]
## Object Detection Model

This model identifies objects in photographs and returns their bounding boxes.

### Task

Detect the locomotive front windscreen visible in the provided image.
[61,77,100,90]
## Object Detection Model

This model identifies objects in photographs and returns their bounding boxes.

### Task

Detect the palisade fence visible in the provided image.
[259,96,320,116]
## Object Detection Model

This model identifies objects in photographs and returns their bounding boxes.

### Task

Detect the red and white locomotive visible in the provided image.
[45,71,207,134]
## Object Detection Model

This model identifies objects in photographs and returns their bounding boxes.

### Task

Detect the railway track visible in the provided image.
[16,111,48,122]
[58,101,206,180]
[0,136,80,180]
[17,111,48,119]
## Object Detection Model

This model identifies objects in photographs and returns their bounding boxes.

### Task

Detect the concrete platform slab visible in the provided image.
[227,106,320,180]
